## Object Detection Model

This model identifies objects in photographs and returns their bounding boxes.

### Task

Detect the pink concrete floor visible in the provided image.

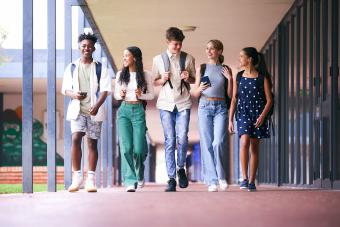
[1,183,340,227]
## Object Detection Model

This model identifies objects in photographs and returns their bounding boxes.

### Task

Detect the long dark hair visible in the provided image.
[119,46,147,92]
[242,47,272,87]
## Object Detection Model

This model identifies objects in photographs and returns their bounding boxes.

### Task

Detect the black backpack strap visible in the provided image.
[257,73,265,88]
[200,64,206,78]
[95,61,102,94]
[236,70,244,83]
[161,52,173,89]
[179,51,189,95]
[258,73,274,124]
[197,64,206,102]
[235,70,244,120]
[179,51,187,71]
[222,64,231,109]
[70,63,76,90]
[236,70,244,98]
[95,61,102,83]
[70,63,76,76]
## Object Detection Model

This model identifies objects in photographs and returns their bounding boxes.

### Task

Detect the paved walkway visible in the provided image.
[1,183,340,227]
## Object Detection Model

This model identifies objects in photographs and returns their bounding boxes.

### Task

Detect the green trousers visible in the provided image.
[118,102,147,187]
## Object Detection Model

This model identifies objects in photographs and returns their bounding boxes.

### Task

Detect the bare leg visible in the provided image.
[87,138,98,172]
[249,138,260,183]
[240,134,250,180]
[71,132,85,171]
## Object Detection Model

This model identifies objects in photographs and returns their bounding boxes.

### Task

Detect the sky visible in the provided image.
[0,0,79,49]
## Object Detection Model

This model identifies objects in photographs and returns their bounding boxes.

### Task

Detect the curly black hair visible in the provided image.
[78,33,97,44]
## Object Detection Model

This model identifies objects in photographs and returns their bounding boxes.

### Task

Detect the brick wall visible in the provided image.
[0,166,64,184]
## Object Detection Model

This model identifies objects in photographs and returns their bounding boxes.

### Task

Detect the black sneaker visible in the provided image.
[240,179,249,190]
[165,178,177,192]
[248,182,257,192]
[177,168,189,188]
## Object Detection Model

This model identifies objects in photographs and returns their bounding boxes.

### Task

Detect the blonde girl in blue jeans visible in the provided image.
[193,40,233,192]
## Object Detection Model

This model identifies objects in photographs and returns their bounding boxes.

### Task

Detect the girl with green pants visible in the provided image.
[114,46,154,192]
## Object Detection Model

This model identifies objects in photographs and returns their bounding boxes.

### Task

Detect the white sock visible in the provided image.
[87,171,95,179]
[73,170,82,177]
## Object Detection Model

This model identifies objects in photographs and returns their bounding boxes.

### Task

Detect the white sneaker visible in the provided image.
[208,184,218,192]
[85,172,97,193]
[68,171,83,192]
[219,179,228,191]
[137,179,145,188]
[126,185,136,192]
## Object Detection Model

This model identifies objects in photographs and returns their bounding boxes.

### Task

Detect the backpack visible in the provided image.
[161,51,190,95]
[236,70,274,122]
[70,61,102,93]
[199,64,231,109]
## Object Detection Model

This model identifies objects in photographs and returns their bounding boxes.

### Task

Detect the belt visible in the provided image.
[123,100,142,104]
[205,97,225,101]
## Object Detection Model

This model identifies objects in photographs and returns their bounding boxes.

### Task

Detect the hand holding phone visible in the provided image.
[73,91,87,100]
[200,76,211,87]
[79,92,87,97]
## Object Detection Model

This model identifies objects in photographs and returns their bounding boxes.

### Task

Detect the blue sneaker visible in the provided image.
[248,182,256,191]
[240,179,249,189]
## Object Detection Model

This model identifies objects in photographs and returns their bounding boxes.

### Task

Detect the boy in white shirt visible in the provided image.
[152,27,195,192]
[61,33,111,192]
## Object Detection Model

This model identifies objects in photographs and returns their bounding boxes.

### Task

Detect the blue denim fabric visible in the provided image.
[160,108,191,178]
[198,98,227,185]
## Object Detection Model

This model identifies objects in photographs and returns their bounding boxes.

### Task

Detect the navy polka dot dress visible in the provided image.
[237,75,270,139]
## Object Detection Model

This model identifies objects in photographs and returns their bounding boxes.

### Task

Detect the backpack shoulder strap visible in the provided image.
[179,52,189,95]
[160,52,173,89]
[95,61,102,83]
[70,63,76,77]
[222,65,232,109]
[236,70,244,85]
[161,52,170,72]
[200,64,206,77]
[222,64,229,89]
[257,73,265,87]
[70,63,76,90]
[236,70,245,99]
[179,51,187,72]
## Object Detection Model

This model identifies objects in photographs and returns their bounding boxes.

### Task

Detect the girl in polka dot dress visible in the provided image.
[228,47,273,191]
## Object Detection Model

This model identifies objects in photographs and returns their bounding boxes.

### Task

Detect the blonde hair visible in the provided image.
[208,39,224,64]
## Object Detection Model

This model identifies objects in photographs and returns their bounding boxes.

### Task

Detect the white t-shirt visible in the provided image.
[114,71,154,101]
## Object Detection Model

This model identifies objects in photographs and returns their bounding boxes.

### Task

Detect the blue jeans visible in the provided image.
[198,99,227,185]
[160,108,190,179]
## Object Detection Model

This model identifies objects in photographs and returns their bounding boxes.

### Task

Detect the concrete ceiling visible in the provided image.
[86,0,294,70]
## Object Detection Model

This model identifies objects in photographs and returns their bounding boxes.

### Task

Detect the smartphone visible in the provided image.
[200,76,211,87]
[79,91,87,97]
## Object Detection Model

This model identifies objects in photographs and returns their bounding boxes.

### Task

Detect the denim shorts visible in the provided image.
[70,114,102,139]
